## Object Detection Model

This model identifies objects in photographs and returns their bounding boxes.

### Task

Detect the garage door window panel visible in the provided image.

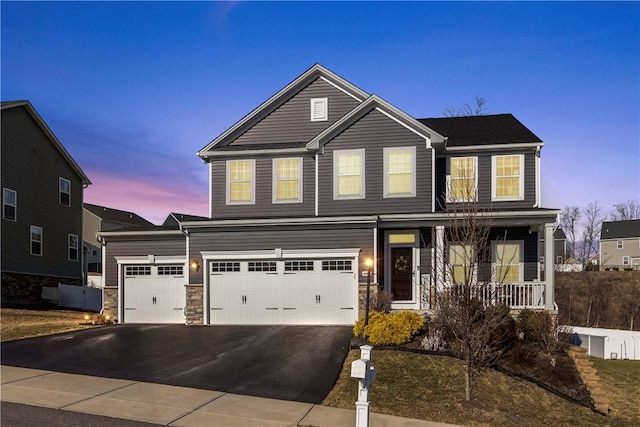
[285,260,314,272]
[125,266,151,276]
[212,262,241,273]
[158,266,184,276]
[322,260,353,271]
[248,261,277,272]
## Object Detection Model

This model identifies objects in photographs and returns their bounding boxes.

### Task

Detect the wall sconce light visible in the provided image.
[191,260,201,272]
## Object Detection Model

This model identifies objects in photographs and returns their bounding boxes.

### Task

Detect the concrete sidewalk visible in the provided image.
[1,365,459,427]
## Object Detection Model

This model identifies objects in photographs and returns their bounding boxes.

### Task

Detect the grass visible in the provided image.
[592,358,640,425]
[0,308,97,342]
[324,349,640,427]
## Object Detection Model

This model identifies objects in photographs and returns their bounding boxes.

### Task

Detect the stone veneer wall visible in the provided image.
[1,272,81,305]
[103,287,118,318]
[185,285,204,325]
[358,282,379,313]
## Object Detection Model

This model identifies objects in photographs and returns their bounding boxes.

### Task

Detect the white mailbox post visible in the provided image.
[350,345,377,427]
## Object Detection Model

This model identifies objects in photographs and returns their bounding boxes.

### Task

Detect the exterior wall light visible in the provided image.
[191,260,201,272]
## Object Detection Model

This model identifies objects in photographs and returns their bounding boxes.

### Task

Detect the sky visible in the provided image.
[2,1,639,225]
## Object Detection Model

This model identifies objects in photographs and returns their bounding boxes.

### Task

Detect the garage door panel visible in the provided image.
[123,265,185,324]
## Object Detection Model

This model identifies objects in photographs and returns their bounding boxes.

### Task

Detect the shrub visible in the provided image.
[370,290,393,313]
[353,311,424,345]
[518,309,566,355]
[93,314,117,325]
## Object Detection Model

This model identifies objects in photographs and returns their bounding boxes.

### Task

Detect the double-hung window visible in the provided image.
[30,226,43,256]
[448,157,477,202]
[59,178,71,206]
[68,234,79,261]
[273,158,302,203]
[617,240,623,249]
[226,159,255,204]
[623,256,630,266]
[384,147,416,197]
[492,155,524,201]
[3,188,16,220]
[494,241,523,283]
[333,149,365,199]
[449,244,474,284]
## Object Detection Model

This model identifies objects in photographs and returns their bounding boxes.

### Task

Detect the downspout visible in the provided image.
[533,147,541,208]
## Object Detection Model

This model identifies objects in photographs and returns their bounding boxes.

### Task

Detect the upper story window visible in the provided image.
[59,178,71,206]
[333,149,365,200]
[310,98,328,122]
[226,159,255,205]
[384,147,416,198]
[3,188,16,221]
[494,241,523,283]
[617,240,623,249]
[448,157,477,202]
[68,234,79,261]
[30,226,43,256]
[273,158,302,203]
[492,155,524,201]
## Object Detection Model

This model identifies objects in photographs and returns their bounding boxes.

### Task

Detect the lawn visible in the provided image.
[0,308,97,342]
[324,349,639,427]
[592,358,640,425]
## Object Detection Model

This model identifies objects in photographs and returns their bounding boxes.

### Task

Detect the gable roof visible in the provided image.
[84,203,154,228]
[601,219,640,239]
[197,64,369,158]
[1,100,91,185]
[418,114,543,148]
[163,212,209,227]
[307,95,445,150]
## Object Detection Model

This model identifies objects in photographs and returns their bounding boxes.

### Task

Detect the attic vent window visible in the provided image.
[310,98,328,122]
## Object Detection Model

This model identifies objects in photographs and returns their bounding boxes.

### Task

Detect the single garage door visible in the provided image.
[209,258,358,325]
[123,264,186,323]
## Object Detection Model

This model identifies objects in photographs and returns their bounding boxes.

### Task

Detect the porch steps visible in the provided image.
[567,345,609,413]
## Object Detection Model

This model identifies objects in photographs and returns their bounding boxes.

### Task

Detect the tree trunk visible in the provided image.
[465,351,471,402]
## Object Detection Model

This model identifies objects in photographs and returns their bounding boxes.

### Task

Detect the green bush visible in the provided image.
[353,311,424,345]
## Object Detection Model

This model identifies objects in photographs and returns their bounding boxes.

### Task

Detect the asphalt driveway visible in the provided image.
[0,325,352,404]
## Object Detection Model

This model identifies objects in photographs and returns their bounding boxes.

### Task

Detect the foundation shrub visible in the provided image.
[354,311,424,345]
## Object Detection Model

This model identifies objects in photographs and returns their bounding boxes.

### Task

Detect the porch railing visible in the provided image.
[421,281,547,310]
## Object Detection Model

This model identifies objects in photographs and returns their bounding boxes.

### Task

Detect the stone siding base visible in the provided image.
[103,287,118,319]
[1,272,81,305]
[358,282,380,314]
[185,285,204,325]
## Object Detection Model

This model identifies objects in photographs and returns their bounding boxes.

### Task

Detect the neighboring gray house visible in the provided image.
[600,219,640,270]
[1,101,91,304]
[83,203,154,275]
[99,64,560,325]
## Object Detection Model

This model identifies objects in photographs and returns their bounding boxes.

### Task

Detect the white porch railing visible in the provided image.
[421,281,547,310]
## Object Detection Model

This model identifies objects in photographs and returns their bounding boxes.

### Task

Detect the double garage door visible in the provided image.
[209,258,358,325]
[123,264,186,324]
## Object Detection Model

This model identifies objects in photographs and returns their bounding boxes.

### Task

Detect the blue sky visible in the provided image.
[2,1,638,224]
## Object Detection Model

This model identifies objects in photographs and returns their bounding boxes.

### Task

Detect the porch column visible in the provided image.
[435,225,445,287]
[544,223,555,310]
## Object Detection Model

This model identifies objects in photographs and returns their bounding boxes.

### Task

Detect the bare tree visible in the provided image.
[560,206,581,260]
[443,96,487,117]
[578,201,604,267]
[610,200,640,221]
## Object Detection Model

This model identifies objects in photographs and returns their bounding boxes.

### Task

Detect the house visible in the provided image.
[98,64,560,325]
[1,101,91,304]
[83,203,155,284]
[600,219,640,270]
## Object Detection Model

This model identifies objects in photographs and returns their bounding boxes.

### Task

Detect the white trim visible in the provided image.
[98,230,184,237]
[182,215,379,229]
[272,157,303,204]
[3,188,17,221]
[30,225,43,256]
[431,150,435,213]
[623,256,630,265]
[115,255,187,264]
[310,98,328,122]
[492,240,525,282]
[534,147,541,208]
[226,159,255,205]
[68,233,79,262]
[201,248,361,260]
[205,147,309,158]
[446,142,543,151]
[209,162,213,218]
[59,177,71,207]
[491,154,525,202]
[383,146,416,198]
[319,76,365,102]
[315,153,319,216]
[385,230,420,310]
[617,240,623,249]
[375,107,433,145]
[447,156,478,202]
[333,148,365,200]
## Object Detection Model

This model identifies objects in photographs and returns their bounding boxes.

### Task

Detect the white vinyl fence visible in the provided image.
[566,326,640,360]
[42,283,102,312]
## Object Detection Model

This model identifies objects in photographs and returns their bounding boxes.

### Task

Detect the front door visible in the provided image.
[390,247,413,300]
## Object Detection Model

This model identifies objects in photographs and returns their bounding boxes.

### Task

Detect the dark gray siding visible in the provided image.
[103,235,186,285]
[1,106,84,279]
[318,109,433,216]
[436,151,537,210]
[232,78,360,146]
[188,224,374,284]
[210,155,315,219]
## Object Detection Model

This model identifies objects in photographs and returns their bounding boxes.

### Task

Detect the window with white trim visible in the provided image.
[285,261,314,271]
[322,260,352,271]
[494,241,523,283]
[59,177,71,206]
[226,159,255,204]
[448,157,477,202]
[125,266,151,276]
[333,149,365,199]
[158,265,184,276]
[68,234,78,261]
[617,240,623,249]
[449,244,474,284]
[492,155,524,201]
[384,147,416,197]
[3,188,16,220]
[310,98,328,121]
[623,256,630,266]
[30,226,42,256]
[273,158,302,203]
[248,261,277,272]
[211,262,240,273]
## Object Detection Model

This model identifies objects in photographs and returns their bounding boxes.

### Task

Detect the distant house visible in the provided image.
[539,228,570,273]
[600,219,640,270]
[83,203,154,276]
[162,212,208,228]
[1,100,91,304]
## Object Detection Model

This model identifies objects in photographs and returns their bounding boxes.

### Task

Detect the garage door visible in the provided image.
[209,258,357,325]
[123,264,186,323]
